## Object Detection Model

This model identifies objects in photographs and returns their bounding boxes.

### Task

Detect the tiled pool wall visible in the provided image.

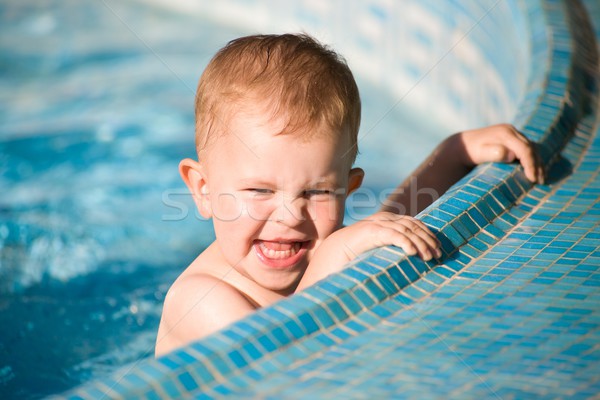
[60,0,600,398]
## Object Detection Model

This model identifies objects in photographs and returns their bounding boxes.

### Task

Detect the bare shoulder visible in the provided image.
[155,270,256,356]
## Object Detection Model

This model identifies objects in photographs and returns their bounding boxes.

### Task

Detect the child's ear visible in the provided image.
[347,167,364,195]
[179,158,212,219]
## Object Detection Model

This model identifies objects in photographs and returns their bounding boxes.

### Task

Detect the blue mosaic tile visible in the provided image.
[467,207,489,228]
[422,271,447,285]
[361,279,387,302]
[323,299,350,321]
[159,379,182,398]
[187,362,213,383]
[177,371,199,391]
[157,356,180,371]
[284,318,306,340]
[296,312,319,335]
[421,215,446,230]
[144,389,162,400]
[353,260,384,276]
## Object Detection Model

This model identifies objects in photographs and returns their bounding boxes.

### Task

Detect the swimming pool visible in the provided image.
[4,0,599,398]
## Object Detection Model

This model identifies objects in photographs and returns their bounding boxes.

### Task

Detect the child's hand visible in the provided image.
[297,212,441,291]
[459,124,545,183]
[341,212,442,261]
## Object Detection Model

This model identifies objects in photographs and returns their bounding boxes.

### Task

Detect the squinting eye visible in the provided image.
[248,188,273,195]
[304,189,334,198]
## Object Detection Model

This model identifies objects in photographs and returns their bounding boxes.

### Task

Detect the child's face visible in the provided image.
[193,108,363,294]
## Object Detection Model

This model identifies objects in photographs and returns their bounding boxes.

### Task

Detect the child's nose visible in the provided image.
[273,195,306,226]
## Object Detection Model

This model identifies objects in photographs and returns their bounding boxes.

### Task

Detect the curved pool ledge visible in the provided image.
[60,0,600,398]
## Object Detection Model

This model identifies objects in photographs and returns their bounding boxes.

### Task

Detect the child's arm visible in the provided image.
[381,124,544,216]
[297,124,543,291]
[296,211,441,291]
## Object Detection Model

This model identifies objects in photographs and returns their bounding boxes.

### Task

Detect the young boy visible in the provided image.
[155,34,543,356]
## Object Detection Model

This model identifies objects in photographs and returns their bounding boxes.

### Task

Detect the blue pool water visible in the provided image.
[0,1,448,398]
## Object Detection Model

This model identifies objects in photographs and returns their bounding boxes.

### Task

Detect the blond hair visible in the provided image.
[194,33,361,162]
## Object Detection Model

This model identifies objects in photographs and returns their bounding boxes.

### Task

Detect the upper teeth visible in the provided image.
[260,242,301,259]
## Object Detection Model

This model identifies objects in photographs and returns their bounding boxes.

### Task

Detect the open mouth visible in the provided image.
[253,239,309,269]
